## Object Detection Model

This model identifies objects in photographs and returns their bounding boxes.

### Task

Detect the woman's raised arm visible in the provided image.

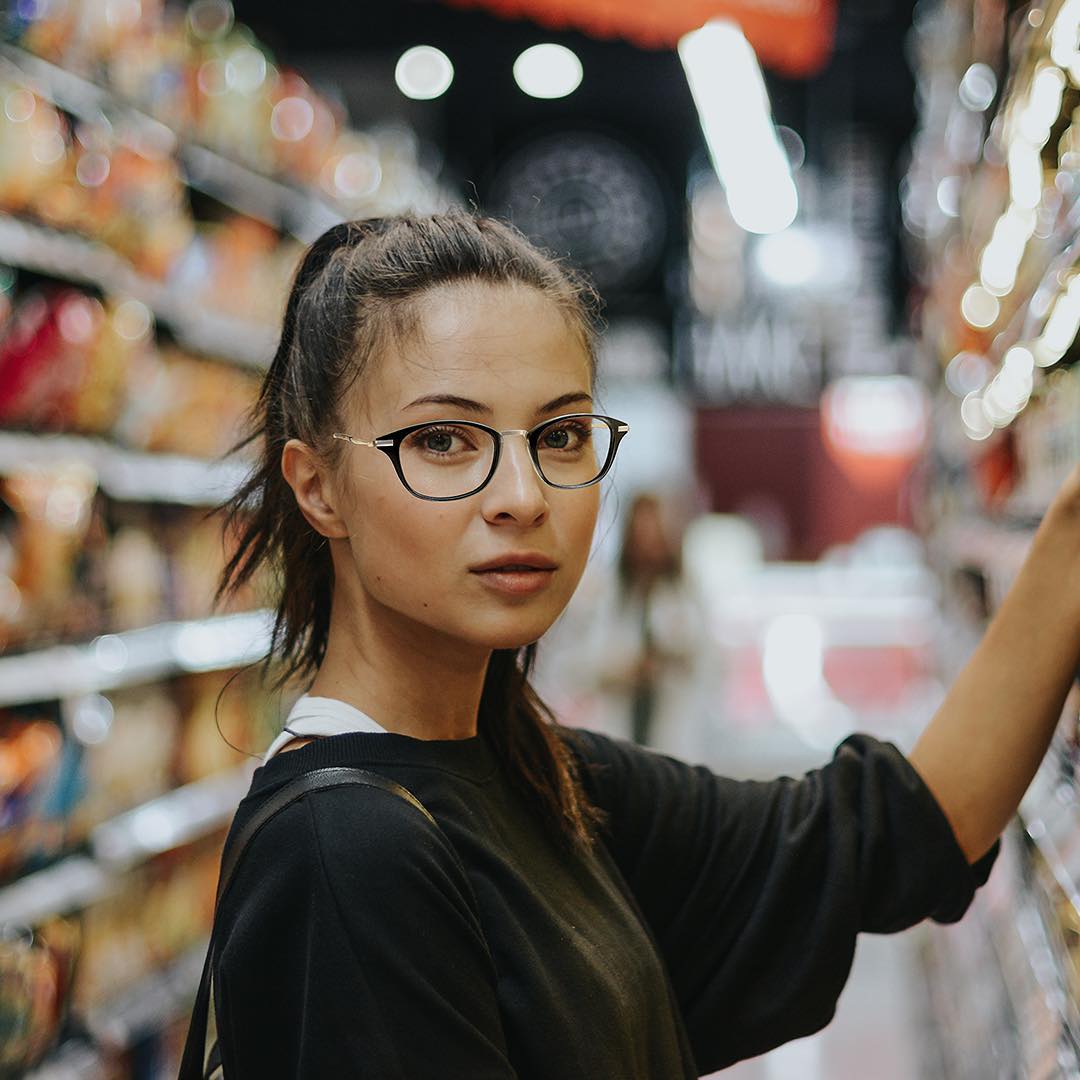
[909,464,1080,863]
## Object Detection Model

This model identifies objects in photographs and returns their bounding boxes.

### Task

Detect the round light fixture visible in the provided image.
[513,44,583,100]
[395,46,454,101]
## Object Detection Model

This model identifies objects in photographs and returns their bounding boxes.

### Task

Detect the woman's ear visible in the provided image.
[281,439,349,539]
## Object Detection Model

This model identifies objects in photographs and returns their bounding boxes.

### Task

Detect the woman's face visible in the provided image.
[332,281,601,652]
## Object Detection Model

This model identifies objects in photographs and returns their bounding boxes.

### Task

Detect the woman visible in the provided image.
[198,211,1080,1077]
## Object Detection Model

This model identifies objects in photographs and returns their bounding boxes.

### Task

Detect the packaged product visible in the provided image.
[65,685,181,840]
[0,916,80,1074]
[0,463,105,649]
[0,711,64,881]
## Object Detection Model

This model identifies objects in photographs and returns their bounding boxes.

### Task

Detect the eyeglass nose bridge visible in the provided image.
[490,428,546,485]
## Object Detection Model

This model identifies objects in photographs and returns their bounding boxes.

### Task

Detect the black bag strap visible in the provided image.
[178,767,437,1080]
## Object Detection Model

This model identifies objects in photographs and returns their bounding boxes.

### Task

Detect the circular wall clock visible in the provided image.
[487,131,668,294]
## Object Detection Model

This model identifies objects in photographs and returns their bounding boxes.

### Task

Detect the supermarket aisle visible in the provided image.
[539,552,945,1080]
[711,932,926,1080]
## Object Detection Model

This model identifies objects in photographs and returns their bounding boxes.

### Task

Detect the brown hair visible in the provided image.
[214,210,605,846]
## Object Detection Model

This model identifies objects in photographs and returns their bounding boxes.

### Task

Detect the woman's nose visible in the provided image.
[480,433,548,525]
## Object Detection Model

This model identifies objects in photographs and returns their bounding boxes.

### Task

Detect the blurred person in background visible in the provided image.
[616,492,690,748]
[180,210,1080,1080]
[537,490,718,760]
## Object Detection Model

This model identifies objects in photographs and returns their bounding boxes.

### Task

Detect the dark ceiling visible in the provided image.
[230,0,920,322]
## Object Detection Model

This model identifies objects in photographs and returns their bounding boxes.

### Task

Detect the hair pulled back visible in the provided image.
[215,210,605,845]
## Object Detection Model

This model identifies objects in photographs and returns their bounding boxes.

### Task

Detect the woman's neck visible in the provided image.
[308,603,490,741]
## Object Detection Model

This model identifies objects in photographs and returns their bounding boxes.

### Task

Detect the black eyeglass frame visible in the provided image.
[331,412,630,502]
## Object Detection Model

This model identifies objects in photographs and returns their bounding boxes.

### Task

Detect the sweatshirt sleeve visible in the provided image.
[570,730,999,1072]
[214,784,518,1079]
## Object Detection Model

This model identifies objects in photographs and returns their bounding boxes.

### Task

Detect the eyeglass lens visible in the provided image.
[398,416,614,498]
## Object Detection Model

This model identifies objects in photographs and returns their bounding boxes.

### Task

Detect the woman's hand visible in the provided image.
[909,463,1080,862]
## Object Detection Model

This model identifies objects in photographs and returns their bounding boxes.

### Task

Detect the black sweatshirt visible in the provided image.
[212,728,998,1078]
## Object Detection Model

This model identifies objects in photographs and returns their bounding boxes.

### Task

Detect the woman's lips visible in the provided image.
[470,566,556,596]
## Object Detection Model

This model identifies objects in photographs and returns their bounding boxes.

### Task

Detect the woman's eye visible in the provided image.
[542,423,589,450]
[411,426,477,455]
[425,431,454,453]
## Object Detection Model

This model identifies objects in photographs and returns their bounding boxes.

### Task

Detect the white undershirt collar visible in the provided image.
[262,693,388,764]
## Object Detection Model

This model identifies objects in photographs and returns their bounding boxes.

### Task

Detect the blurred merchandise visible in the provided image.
[907,1,1080,1074]
[73,838,220,1017]
[0,468,263,653]
[0,917,79,1075]
[164,214,300,327]
[171,669,276,785]
[0,78,194,280]
[0,665,270,894]
[0,286,259,453]
[0,712,65,881]
[65,686,180,844]
[0,463,104,649]
[7,0,444,216]
[0,663,274,1070]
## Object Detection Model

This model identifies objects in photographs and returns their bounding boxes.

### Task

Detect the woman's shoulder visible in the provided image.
[233,770,451,878]
[560,724,668,769]
[559,724,680,802]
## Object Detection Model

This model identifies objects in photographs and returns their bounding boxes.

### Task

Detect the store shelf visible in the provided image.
[26,1039,104,1080]
[181,141,342,242]
[0,608,274,707]
[0,763,251,928]
[0,44,176,157]
[1019,753,1080,921]
[92,764,251,870]
[996,886,1080,1073]
[936,517,1035,572]
[932,517,1036,611]
[0,43,343,242]
[0,855,111,929]
[0,214,275,369]
[0,430,248,505]
[86,938,209,1050]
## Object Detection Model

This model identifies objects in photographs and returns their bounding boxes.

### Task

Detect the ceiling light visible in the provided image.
[395,45,454,101]
[513,44,583,100]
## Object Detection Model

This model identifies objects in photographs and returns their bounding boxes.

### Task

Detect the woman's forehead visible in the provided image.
[358,282,592,422]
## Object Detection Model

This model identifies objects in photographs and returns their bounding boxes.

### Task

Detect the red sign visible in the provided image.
[443,0,837,77]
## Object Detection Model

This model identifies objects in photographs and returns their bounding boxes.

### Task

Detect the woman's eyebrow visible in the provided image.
[402,391,593,415]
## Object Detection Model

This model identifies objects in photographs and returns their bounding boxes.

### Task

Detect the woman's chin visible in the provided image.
[486,634,544,651]
[468,617,557,652]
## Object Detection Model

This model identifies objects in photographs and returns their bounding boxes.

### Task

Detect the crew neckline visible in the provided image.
[262,693,389,765]
[253,699,497,788]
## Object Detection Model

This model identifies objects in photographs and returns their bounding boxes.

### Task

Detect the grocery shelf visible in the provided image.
[1019,754,1080,921]
[86,938,209,1051]
[932,517,1036,610]
[0,43,343,242]
[0,764,251,928]
[182,141,343,242]
[25,1039,103,1080]
[92,764,252,870]
[0,430,249,505]
[0,608,274,707]
[999,888,1080,1071]
[0,44,176,157]
[935,517,1035,571]
[0,213,275,369]
[0,855,111,929]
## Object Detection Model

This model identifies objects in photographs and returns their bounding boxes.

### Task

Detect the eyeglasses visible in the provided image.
[332,413,630,502]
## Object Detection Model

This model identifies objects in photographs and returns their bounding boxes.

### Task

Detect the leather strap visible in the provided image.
[216,767,436,904]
